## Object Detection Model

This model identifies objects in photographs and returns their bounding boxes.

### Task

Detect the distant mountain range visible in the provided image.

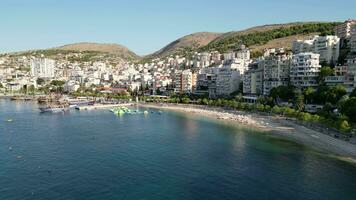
[5,21,340,62]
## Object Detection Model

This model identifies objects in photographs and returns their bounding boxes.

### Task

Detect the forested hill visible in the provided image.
[148,22,340,59]
[199,22,339,56]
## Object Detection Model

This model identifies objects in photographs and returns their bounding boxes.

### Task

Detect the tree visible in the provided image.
[350,88,356,98]
[28,85,35,94]
[295,92,305,111]
[235,94,243,102]
[50,80,65,87]
[314,85,347,104]
[202,98,209,105]
[36,78,45,85]
[271,105,282,114]
[338,120,351,132]
[325,85,347,104]
[337,95,349,110]
[303,87,315,104]
[340,97,356,123]
[181,97,190,104]
[269,85,296,102]
[317,66,334,84]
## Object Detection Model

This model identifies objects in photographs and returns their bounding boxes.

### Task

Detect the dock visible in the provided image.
[75,103,132,110]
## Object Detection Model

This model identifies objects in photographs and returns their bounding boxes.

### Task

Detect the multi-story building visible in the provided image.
[215,66,241,97]
[263,52,291,95]
[193,52,211,68]
[292,35,340,65]
[194,67,219,98]
[343,56,356,93]
[314,36,340,65]
[243,61,264,95]
[234,45,250,60]
[334,19,356,40]
[174,69,197,94]
[290,53,321,89]
[30,57,56,78]
[210,51,222,64]
[292,38,315,54]
[325,59,356,93]
[334,65,348,76]
[351,23,356,53]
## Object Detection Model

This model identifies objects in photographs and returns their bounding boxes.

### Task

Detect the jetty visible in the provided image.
[75,103,132,110]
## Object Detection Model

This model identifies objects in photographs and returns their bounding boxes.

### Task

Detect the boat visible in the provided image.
[10,96,34,101]
[67,97,95,107]
[5,118,13,122]
[39,104,69,113]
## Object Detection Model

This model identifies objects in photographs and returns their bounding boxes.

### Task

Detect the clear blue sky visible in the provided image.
[0,0,355,55]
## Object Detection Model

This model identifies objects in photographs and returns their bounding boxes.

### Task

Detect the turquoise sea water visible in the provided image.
[0,98,356,200]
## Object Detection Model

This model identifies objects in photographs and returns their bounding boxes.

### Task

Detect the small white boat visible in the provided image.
[39,105,68,113]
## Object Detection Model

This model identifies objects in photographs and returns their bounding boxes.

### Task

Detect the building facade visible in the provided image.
[215,66,241,97]
[351,23,356,53]
[243,61,264,95]
[30,57,56,78]
[334,19,356,40]
[174,69,197,94]
[263,53,291,95]
[290,53,321,89]
[292,35,340,65]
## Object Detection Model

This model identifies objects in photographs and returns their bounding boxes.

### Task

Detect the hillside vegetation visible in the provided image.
[199,22,339,54]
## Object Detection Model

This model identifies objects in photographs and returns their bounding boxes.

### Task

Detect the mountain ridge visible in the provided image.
[3,21,340,61]
[56,42,140,60]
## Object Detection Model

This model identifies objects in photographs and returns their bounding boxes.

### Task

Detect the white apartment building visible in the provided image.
[292,38,315,54]
[195,67,219,98]
[290,53,321,89]
[174,69,197,94]
[210,51,222,64]
[314,36,340,64]
[351,23,356,53]
[263,53,291,95]
[292,35,340,65]
[30,57,56,78]
[325,57,356,93]
[235,46,250,60]
[63,80,80,92]
[228,58,251,75]
[215,66,241,97]
[243,61,264,95]
[193,52,211,68]
[334,19,356,40]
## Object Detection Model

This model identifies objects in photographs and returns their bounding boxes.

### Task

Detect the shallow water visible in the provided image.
[0,99,356,200]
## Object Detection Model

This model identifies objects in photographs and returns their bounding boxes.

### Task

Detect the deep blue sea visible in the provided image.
[0,98,356,200]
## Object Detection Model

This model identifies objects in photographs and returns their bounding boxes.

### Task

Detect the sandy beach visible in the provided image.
[139,103,356,162]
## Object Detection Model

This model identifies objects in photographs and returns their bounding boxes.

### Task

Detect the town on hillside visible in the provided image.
[1,20,356,122]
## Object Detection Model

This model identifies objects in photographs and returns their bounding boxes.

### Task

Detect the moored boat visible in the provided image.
[39,104,69,113]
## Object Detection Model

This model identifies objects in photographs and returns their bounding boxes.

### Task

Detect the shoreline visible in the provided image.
[138,103,356,162]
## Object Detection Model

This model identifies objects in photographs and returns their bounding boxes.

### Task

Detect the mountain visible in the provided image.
[149,32,222,58]
[5,22,340,62]
[200,22,339,55]
[57,42,141,60]
[148,22,339,59]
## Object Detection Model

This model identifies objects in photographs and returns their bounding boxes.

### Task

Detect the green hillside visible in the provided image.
[199,22,340,54]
